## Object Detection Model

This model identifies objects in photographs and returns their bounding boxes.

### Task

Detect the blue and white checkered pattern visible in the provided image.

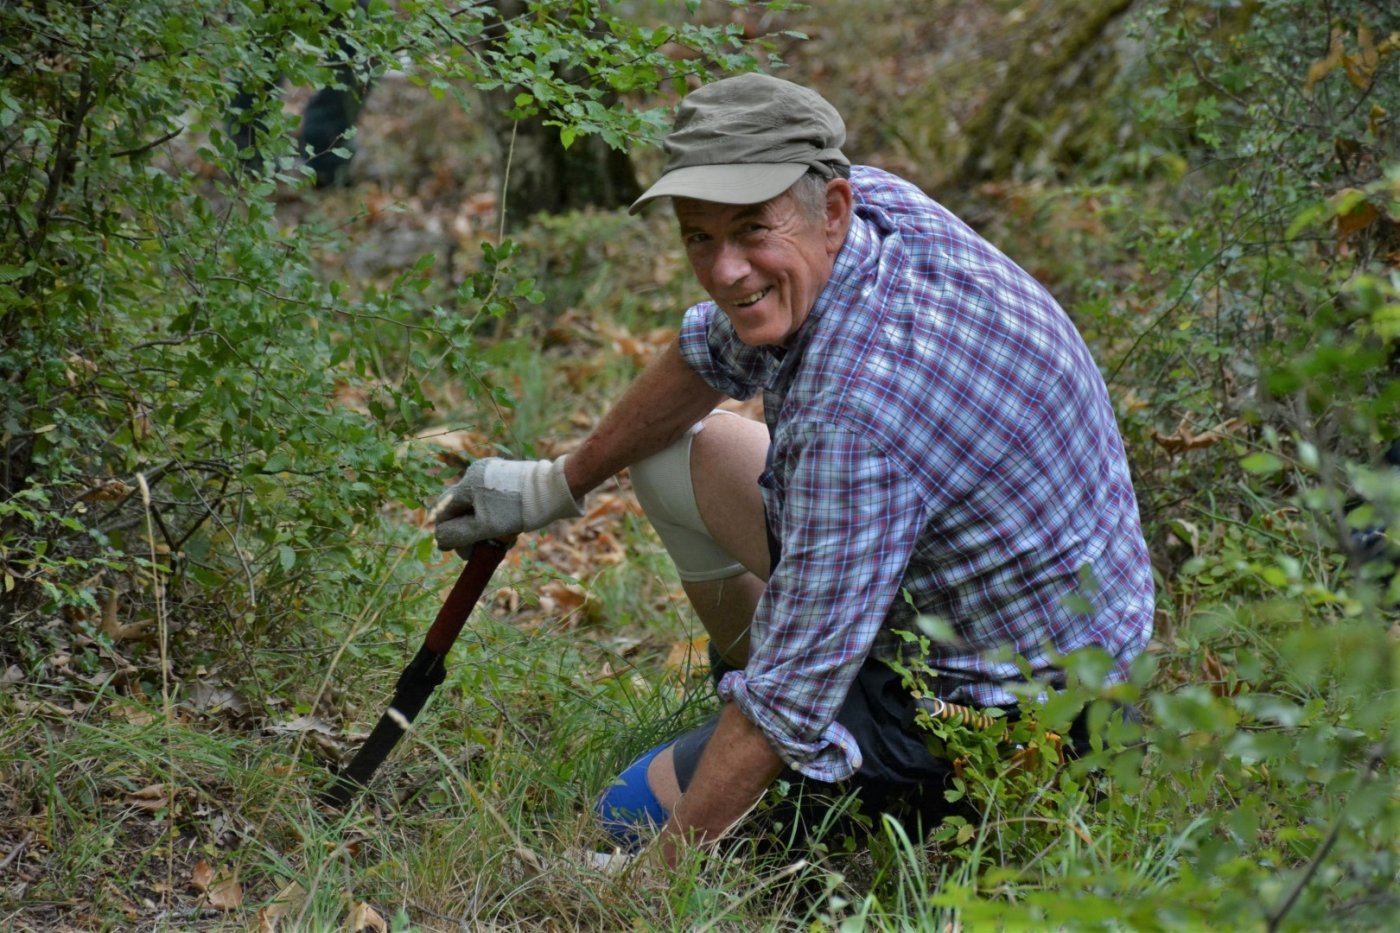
[678,166,1154,782]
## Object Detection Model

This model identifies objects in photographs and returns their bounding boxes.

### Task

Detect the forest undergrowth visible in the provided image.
[1,1,1397,930]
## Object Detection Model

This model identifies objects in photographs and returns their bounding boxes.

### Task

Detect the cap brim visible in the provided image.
[627,163,808,215]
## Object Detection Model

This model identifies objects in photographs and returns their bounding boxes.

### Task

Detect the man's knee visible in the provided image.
[630,417,748,582]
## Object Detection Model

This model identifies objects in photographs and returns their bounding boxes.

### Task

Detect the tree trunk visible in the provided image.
[953,0,1135,186]
[480,1,640,228]
[481,100,641,226]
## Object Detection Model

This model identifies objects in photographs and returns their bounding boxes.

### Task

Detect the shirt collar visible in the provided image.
[761,211,880,378]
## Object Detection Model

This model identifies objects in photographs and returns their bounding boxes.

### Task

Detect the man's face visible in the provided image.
[675,180,851,348]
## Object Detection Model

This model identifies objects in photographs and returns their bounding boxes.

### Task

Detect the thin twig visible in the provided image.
[495,119,517,248]
[136,472,176,904]
[110,126,183,159]
[1265,744,1388,932]
[0,832,33,872]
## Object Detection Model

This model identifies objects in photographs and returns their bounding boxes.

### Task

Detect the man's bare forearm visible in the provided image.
[564,339,724,497]
[657,703,785,863]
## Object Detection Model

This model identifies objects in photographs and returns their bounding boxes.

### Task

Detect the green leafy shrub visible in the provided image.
[830,3,1399,927]
[0,0,783,663]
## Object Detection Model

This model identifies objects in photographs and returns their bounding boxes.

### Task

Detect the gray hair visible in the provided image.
[789,164,850,221]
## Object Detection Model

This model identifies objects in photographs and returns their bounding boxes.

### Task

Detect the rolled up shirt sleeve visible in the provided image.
[717,422,929,782]
[678,303,779,400]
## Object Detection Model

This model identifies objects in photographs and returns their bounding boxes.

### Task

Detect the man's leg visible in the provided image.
[681,412,771,662]
[629,411,771,664]
[600,412,770,839]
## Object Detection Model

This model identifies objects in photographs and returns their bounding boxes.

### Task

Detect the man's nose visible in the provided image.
[711,240,751,285]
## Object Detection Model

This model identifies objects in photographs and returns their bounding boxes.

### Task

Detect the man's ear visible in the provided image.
[824,178,854,252]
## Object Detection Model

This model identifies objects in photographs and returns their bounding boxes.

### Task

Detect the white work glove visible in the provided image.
[431,456,583,553]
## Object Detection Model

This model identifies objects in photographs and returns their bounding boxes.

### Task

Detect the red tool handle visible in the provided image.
[425,537,513,655]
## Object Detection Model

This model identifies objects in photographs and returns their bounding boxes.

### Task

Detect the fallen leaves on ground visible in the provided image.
[1201,648,1245,698]
[412,425,490,471]
[539,580,588,617]
[1151,417,1245,454]
[190,858,243,910]
[125,783,186,812]
[264,714,354,760]
[99,587,151,642]
[345,899,388,932]
[662,636,710,675]
[598,322,676,369]
[183,679,251,718]
[265,714,339,737]
[255,880,309,933]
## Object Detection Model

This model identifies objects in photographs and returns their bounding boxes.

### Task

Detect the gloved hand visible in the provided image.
[431,456,583,553]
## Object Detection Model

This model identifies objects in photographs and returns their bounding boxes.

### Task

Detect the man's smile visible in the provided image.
[733,287,772,308]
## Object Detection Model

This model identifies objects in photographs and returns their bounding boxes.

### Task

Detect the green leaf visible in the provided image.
[1240,452,1284,475]
[0,262,36,283]
[915,614,956,643]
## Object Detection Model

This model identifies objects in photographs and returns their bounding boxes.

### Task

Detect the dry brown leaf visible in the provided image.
[185,680,250,717]
[464,190,497,219]
[191,859,243,910]
[100,588,152,642]
[1201,648,1243,698]
[414,426,488,458]
[256,880,308,932]
[583,493,638,523]
[112,705,158,726]
[209,874,244,910]
[127,783,171,811]
[79,478,133,502]
[1342,25,1380,89]
[266,715,338,737]
[598,323,676,369]
[190,858,215,891]
[587,530,627,565]
[1335,193,1382,237]
[663,636,710,674]
[1305,30,1346,96]
[1368,104,1389,139]
[345,901,387,933]
[540,581,587,615]
[1151,418,1244,454]
[611,334,648,368]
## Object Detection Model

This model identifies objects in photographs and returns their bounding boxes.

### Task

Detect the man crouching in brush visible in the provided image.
[431,73,1154,865]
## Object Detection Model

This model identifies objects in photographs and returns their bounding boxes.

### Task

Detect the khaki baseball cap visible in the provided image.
[628,73,849,214]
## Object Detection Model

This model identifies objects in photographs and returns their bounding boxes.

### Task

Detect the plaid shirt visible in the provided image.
[678,166,1154,781]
